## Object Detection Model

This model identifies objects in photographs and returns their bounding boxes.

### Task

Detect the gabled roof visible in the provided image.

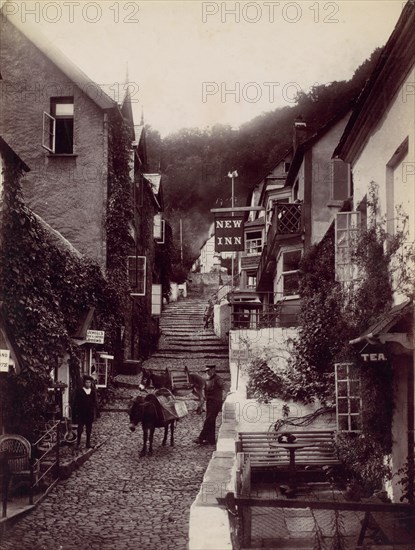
[143,173,162,193]
[256,148,293,207]
[285,104,353,187]
[349,299,413,346]
[34,214,83,258]
[334,1,415,163]
[143,173,163,211]
[2,6,116,111]
[0,136,30,171]
[134,125,145,144]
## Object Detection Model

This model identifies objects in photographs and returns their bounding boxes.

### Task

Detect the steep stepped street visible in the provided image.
[1,286,230,550]
[153,296,229,362]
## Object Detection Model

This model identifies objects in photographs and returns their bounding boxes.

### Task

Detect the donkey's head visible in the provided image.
[129,395,146,431]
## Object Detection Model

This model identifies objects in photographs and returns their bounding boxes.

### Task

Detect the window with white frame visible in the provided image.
[90,352,113,388]
[128,256,146,295]
[245,230,262,255]
[331,158,351,201]
[151,284,162,316]
[247,272,257,289]
[42,98,74,154]
[153,214,165,243]
[276,248,302,298]
[335,363,362,432]
[335,212,361,283]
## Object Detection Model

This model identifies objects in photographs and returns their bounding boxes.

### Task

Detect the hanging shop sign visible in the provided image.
[0,349,10,372]
[214,215,245,252]
[86,330,105,344]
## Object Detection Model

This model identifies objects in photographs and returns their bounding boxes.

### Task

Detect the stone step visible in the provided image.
[158,347,228,354]
[160,341,228,348]
[163,341,227,348]
[152,352,229,359]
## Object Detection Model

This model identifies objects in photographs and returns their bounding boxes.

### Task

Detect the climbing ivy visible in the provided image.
[0,150,113,439]
[104,111,134,362]
[244,183,413,487]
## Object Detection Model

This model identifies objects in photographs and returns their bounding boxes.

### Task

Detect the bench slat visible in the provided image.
[237,430,340,470]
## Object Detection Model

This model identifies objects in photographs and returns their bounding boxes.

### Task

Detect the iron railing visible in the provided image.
[230,301,300,330]
[30,420,61,504]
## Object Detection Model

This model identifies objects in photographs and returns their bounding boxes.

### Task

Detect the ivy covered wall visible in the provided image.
[0,149,116,439]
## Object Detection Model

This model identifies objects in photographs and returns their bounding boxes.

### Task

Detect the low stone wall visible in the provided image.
[213,302,231,341]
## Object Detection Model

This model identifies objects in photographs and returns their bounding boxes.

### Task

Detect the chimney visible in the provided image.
[293,116,307,151]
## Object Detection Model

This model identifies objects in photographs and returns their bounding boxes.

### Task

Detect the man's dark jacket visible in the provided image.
[205,374,225,403]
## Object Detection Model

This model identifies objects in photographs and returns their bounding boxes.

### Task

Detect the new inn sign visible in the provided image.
[214,215,245,252]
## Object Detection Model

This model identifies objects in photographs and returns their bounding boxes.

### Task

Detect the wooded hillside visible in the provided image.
[146,49,381,265]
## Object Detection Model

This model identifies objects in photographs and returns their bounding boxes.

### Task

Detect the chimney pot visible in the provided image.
[293,116,307,150]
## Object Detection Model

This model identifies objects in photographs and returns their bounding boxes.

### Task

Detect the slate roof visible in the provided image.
[334,1,415,162]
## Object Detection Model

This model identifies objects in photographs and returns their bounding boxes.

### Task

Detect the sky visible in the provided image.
[4,0,406,136]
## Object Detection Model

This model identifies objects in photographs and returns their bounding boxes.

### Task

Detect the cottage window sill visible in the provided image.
[327,200,345,208]
[47,153,78,158]
[277,294,300,301]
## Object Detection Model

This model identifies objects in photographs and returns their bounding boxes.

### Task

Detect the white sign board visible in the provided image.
[86,330,105,344]
[0,349,10,372]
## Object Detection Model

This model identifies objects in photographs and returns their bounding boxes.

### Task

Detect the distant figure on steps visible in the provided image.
[203,298,214,329]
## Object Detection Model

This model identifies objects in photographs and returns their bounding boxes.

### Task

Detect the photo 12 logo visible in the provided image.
[202,81,304,105]
[0,1,140,24]
[1,79,140,105]
[202,2,340,24]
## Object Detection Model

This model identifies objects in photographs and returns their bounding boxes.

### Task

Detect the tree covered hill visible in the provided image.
[146,49,381,265]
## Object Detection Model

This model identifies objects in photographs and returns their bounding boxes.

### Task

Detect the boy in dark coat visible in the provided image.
[72,375,100,448]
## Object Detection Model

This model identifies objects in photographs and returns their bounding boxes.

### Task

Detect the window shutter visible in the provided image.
[151,284,162,316]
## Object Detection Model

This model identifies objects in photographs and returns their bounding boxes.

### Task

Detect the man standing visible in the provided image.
[72,374,100,449]
[195,365,225,445]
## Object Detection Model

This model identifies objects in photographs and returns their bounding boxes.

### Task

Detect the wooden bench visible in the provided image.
[235,430,340,471]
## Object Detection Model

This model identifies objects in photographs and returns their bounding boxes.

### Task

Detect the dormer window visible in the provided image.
[43,97,74,154]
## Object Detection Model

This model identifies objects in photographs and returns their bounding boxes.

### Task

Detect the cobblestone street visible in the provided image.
[1,395,216,550]
[1,293,230,550]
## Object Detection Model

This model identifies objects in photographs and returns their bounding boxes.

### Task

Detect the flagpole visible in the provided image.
[228,170,238,291]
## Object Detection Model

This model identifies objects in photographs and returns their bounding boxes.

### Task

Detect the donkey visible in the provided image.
[140,367,170,390]
[141,366,206,414]
[129,394,175,457]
